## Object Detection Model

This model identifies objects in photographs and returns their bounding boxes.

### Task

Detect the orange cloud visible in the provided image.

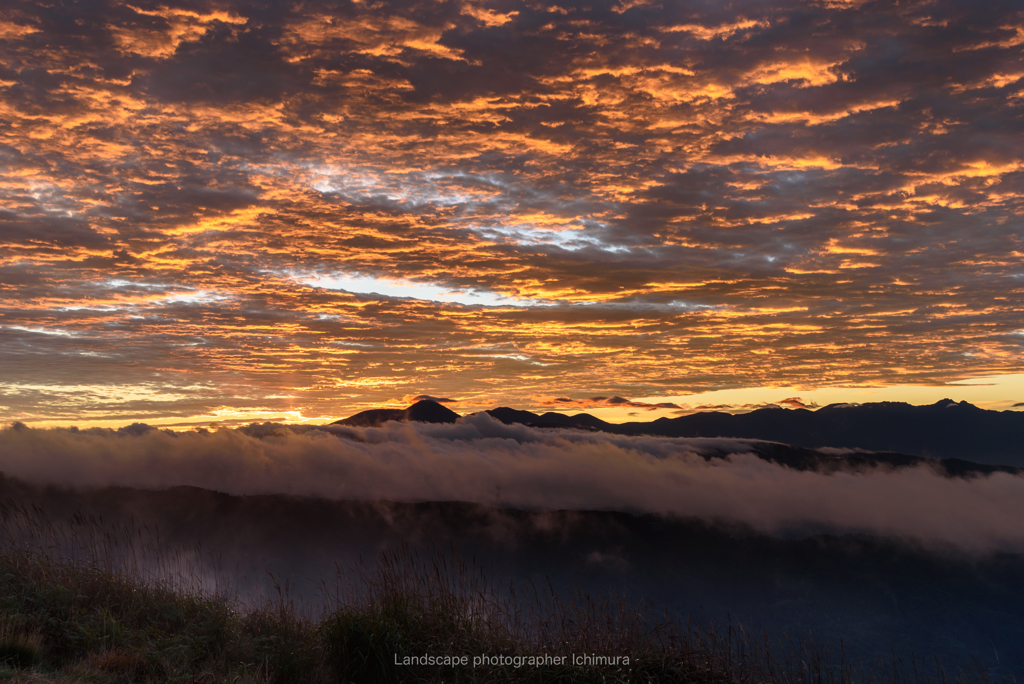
[1,0,1022,426]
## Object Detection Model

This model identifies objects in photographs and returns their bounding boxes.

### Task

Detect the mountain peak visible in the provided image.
[332,399,459,427]
[405,400,460,423]
[933,398,977,409]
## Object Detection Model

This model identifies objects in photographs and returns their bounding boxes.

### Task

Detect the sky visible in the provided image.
[1,0,1023,427]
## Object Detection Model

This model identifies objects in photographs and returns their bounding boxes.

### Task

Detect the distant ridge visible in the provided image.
[332,399,459,427]
[327,398,1024,469]
[487,399,1024,466]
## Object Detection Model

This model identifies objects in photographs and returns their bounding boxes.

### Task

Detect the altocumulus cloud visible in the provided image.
[3,0,1024,424]
[3,415,1024,553]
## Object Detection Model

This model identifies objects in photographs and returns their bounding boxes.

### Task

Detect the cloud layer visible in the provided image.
[3,415,1024,553]
[1,0,1023,423]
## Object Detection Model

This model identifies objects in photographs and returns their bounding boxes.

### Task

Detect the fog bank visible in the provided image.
[2,415,1022,552]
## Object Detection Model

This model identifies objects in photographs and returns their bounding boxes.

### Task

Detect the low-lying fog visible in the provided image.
[3,413,1024,553]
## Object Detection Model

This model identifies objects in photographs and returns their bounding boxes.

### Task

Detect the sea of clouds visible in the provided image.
[2,414,1023,553]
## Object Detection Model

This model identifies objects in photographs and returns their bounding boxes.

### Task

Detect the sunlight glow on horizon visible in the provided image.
[7,372,1023,431]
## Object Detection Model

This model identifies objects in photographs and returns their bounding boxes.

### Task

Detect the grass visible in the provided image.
[0,498,1015,684]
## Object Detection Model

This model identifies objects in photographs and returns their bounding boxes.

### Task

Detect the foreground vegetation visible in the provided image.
[0,499,1012,684]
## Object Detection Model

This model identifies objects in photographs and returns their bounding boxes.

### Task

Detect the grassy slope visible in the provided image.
[0,496,1010,684]
[0,544,752,684]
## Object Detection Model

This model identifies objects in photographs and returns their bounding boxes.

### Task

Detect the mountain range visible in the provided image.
[334,398,1024,467]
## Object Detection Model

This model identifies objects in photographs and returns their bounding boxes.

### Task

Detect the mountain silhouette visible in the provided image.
[332,399,459,427]
[328,399,1024,473]
[333,399,1024,465]
[487,399,1024,466]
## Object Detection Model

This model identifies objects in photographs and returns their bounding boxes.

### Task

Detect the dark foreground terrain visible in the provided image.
[0,475,1021,682]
